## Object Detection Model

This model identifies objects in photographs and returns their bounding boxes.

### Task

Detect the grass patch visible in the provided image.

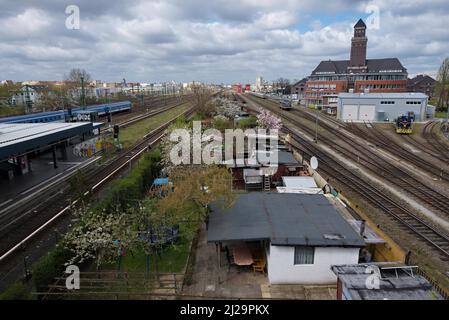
[118,103,191,147]
[435,111,448,119]
[100,223,195,274]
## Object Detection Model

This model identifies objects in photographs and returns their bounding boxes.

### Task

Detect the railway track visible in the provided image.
[0,102,196,264]
[257,96,449,216]
[403,133,449,163]
[240,93,449,261]
[0,100,193,234]
[281,109,449,219]
[421,121,449,161]
[101,94,191,126]
[347,120,449,183]
[243,95,449,219]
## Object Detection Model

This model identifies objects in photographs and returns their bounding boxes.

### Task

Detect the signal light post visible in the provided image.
[113,124,121,150]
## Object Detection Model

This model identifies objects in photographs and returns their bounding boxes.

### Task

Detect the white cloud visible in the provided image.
[0,0,447,82]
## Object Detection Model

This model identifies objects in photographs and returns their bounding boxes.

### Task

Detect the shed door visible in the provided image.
[359,105,376,121]
[342,105,359,120]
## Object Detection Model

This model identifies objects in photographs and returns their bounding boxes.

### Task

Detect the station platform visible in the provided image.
[0,148,91,204]
[0,122,100,160]
[0,122,103,203]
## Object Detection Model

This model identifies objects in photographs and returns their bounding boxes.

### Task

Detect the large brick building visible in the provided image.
[407,75,436,99]
[306,19,408,113]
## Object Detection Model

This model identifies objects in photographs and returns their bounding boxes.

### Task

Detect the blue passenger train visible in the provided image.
[0,101,132,124]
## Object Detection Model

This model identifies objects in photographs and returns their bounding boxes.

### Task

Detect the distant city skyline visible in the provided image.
[0,0,448,83]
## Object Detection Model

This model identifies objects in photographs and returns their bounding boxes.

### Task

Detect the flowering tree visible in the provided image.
[256,109,283,130]
[157,165,235,222]
[64,207,133,266]
[215,98,242,118]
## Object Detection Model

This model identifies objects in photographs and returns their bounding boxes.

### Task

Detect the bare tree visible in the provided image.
[64,68,92,107]
[273,77,290,94]
[65,68,92,84]
[191,83,213,117]
[436,58,449,110]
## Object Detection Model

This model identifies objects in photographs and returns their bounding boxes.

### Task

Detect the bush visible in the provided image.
[0,282,34,300]
[31,150,162,296]
[237,115,258,129]
[97,150,162,213]
[212,115,232,131]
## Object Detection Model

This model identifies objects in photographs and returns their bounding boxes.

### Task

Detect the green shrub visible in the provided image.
[212,116,231,131]
[32,244,73,293]
[0,282,34,300]
[31,150,162,296]
[99,150,161,212]
[237,115,258,129]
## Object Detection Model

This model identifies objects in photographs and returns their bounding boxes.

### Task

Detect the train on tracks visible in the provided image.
[280,99,292,110]
[0,101,132,124]
[395,113,414,134]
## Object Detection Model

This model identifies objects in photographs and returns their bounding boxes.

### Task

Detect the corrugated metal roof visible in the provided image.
[282,176,318,188]
[0,122,93,160]
[208,193,365,247]
[331,264,443,300]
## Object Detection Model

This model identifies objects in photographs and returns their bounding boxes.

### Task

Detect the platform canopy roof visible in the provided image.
[208,193,365,247]
[0,122,95,160]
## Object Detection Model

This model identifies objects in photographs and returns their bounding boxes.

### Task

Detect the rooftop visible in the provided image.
[354,18,367,28]
[331,264,443,300]
[208,193,365,247]
[311,58,407,75]
[0,122,95,160]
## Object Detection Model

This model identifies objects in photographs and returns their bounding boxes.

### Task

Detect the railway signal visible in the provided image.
[113,124,119,139]
[113,124,122,150]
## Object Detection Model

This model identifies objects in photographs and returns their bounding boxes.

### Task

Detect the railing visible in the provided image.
[407,254,449,300]
[39,271,185,300]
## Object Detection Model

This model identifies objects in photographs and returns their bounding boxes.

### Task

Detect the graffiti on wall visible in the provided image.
[73,138,104,158]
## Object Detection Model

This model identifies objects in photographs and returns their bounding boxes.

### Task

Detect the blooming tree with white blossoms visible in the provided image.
[256,109,283,130]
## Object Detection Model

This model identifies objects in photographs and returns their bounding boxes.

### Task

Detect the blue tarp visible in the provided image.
[153,178,169,186]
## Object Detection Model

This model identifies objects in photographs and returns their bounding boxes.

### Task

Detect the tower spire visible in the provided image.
[348,18,368,71]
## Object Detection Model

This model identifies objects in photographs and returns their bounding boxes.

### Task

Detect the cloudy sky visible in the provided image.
[0,0,448,84]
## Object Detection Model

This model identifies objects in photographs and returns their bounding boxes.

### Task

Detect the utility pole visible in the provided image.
[140,92,144,110]
[25,85,33,114]
[314,112,318,143]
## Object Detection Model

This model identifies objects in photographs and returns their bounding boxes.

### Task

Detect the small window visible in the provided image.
[294,246,315,265]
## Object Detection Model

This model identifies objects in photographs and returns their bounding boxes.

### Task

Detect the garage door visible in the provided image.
[342,105,359,120]
[359,105,376,121]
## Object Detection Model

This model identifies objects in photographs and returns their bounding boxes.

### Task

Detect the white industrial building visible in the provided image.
[337,92,429,122]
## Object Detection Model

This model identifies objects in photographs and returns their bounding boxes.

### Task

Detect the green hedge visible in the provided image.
[237,115,258,129]
[0,282,34,300]
[32,243,73,294]
[30,150,162,295]
[99,150,161,212]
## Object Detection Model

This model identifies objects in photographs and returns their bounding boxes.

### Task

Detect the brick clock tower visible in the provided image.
[348,19,368,73]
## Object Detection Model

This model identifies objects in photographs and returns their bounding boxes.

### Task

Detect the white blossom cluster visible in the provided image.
[213,97,242,119]
[256,109,283,130]
[64,206,141,266]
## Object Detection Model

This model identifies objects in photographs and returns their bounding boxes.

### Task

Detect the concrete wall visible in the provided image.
[267,245,360,284]
[338,96,428,122]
